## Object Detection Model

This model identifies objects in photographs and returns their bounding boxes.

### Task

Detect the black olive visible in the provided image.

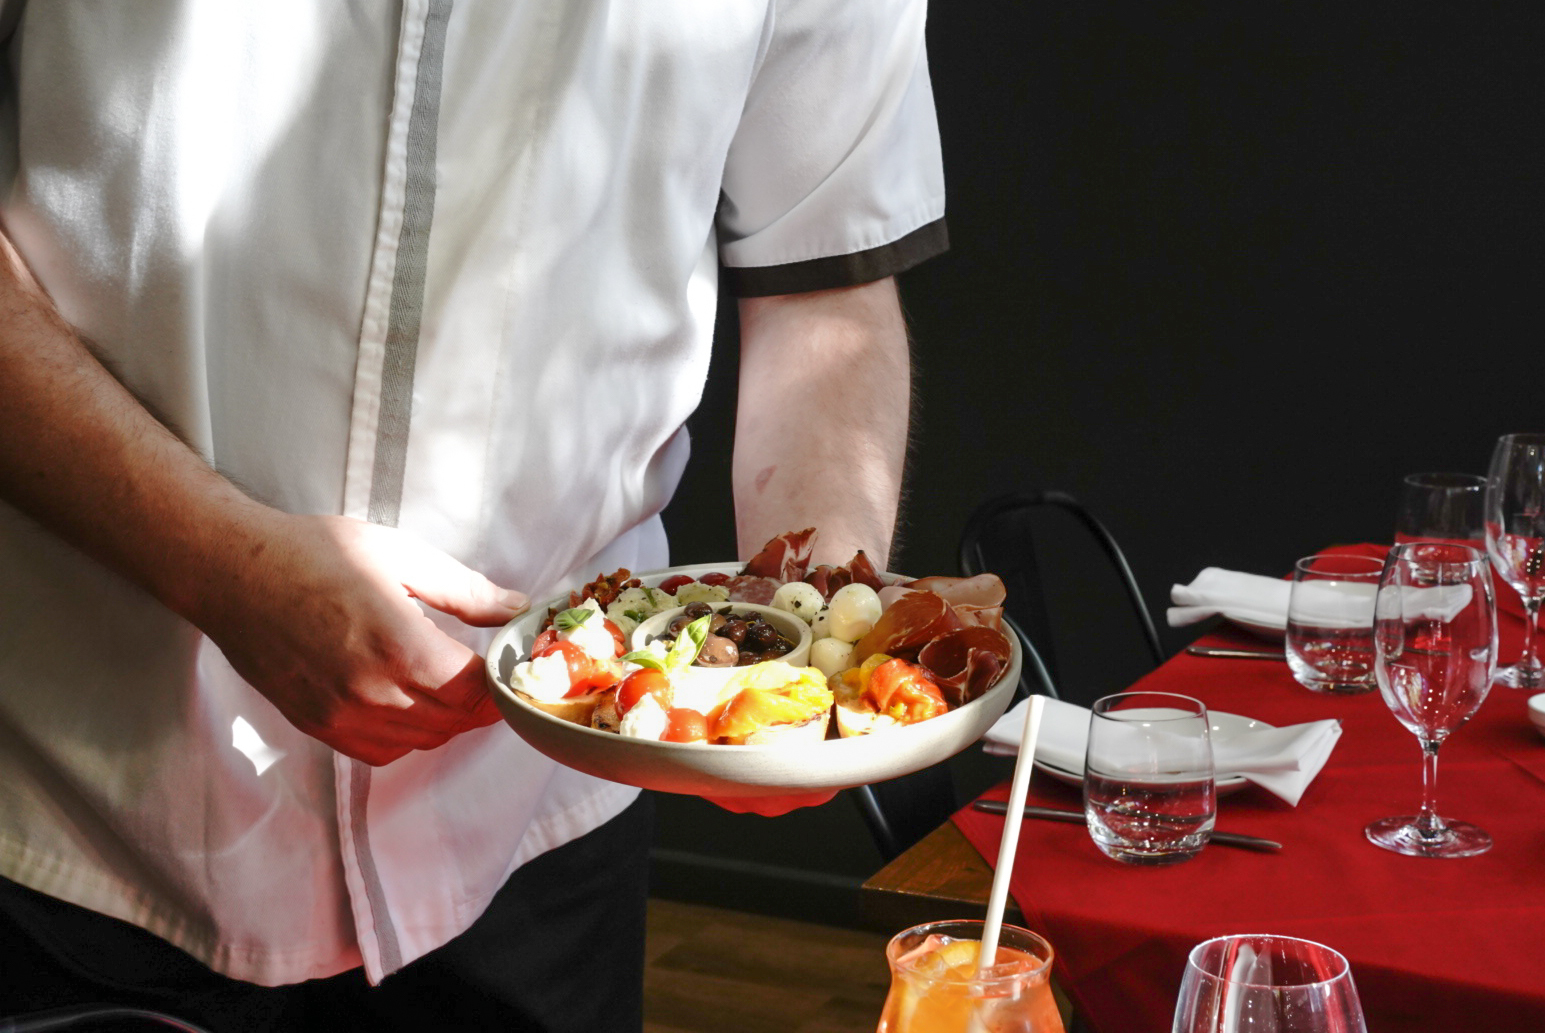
[708,613,728,634]
[719,619,748,644]
[745,621,779,650]
[694,634,738,667]
[682,602,713,619]
[757,649,786,664]
[735,650,760,666]
[666,615,694,638]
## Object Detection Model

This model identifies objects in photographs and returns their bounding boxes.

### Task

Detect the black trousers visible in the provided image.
[0,795,652,1033]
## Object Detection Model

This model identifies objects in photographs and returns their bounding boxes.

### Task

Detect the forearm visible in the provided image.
[0,229,274,621]
[733,277,911,568]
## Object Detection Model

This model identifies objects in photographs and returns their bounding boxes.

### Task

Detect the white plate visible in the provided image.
[1032,710,1275,795]
[486,563,1021,798]
[1222,612,1286,640]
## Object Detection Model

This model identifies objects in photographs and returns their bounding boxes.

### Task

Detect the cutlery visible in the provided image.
[1186,645,1285,660]
[972,800,1283,853]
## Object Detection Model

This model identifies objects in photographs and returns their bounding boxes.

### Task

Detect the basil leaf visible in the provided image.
[665,615,712,673]
[554,606,595,633]
[619,651,665,673]
[623,609,648,624]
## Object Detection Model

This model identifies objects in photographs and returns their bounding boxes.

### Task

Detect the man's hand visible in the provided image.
[193,513,527,767]
[0,227,524,766]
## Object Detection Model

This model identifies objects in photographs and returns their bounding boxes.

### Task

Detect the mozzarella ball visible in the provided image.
[772,581,825,623]
[810,636,856,679]
[827,583,883,643]
[810,606,832,640]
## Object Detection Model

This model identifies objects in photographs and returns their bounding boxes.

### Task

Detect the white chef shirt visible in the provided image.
[0,0,945,986]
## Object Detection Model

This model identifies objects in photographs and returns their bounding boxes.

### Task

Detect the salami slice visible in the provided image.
[723,575,782,605]
[741,528,817,581]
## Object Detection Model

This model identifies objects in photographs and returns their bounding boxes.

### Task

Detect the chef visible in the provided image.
[0,1,945,1028]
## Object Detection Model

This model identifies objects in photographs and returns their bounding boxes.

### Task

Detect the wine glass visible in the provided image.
[1172,934,1367,1033]
[1395,472,1486,548]
[1485,433,1545,689]
[1365,542,1496,858]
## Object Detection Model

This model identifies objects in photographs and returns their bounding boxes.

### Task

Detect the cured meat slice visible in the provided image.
[803,564,835,600]
[905,574,1007,609]
[845,550,884,592]
[955,605,1005,632]
[722,575,781,605]
[852,590,961,664]
[741,528,817,582]
[916,626,1013,707]
[877,584,915,611]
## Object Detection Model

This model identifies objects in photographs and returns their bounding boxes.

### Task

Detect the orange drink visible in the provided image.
[878,920,1064,1033]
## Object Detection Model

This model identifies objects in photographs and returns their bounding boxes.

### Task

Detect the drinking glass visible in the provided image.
[1485,433,1545,689]
[877,920,1064,1032]
[1083,692,1215,865]
[1172,934,1367,1033]
[1286,554,1382,694]
[1366,542,1496,858]
[1395,471,1486,548]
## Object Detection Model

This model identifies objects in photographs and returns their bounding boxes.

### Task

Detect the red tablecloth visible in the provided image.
[953,546,1545,1032]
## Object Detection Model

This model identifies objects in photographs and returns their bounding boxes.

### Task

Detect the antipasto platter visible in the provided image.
[485,530,1022,797]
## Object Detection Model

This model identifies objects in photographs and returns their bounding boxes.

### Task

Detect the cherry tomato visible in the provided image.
[602,617,626,657]
[540,641,621,697]
[865,659,947,723]
[530,629,559,657]
[616,668,671,716]
[662,708,709,743]
[698,571,731,587]
[658,574,696,595]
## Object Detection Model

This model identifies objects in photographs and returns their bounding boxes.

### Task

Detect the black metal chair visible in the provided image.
[852,489,1165,862]
[0,1007,212,1032]
[958,489,1164,702]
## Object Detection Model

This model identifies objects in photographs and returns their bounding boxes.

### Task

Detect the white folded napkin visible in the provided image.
[1168,566,1470,630]
[1167,568,1291,629]
[982,697,1342,807]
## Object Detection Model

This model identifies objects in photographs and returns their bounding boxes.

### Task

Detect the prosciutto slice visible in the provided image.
[741,528,817,582]
[845,550,885,592]
[905,574,1007,609]
[852,590,962,664]
[917,626,1013,707]
[955,605,1005,632]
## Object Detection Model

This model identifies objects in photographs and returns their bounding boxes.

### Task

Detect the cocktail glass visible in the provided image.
[877,919,1064,1033]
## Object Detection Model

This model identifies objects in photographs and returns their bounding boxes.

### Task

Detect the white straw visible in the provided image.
[977,694,1047,974]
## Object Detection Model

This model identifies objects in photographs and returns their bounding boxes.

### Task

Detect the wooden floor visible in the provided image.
[644,899,891,1033]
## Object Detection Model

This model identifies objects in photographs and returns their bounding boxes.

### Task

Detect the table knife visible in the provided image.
[972,800,1283,853]
[1185,645,1285,660]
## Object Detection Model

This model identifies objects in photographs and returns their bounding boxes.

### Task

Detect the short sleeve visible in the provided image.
[716,0,947,297]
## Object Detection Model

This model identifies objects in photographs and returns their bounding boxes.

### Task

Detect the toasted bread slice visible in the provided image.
[520,689,608,727]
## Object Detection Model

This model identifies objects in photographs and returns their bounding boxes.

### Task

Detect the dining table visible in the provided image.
[862,544,1545,1032]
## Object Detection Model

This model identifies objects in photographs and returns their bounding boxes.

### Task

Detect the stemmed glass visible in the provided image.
[1172,934,1367,1033]
[1485,433,1545,689]
[1395,472,1486,548]
[1365,542,1496,858]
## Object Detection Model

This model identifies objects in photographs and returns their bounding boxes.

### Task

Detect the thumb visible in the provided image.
[394,538,529,627]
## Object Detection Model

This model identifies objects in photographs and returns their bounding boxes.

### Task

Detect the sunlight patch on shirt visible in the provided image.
[231,716,285,776]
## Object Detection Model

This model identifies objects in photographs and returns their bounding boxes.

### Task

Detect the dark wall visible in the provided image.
[652,4,1541,921]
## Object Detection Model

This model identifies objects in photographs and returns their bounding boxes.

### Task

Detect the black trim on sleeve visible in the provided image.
[722,218,949,298]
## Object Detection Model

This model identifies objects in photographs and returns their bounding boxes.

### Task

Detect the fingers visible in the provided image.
[391,536,528,627]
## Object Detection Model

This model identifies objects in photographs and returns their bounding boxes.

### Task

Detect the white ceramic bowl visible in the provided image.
[486,563,1021,798]
[629,602,812,712]
[1527,693,1545,740]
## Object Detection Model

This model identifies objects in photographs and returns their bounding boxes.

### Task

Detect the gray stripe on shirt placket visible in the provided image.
[354,0,454,977]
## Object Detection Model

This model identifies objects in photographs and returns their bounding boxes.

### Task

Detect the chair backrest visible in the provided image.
[958,490,1165,703]
[1,1007,212,1032]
